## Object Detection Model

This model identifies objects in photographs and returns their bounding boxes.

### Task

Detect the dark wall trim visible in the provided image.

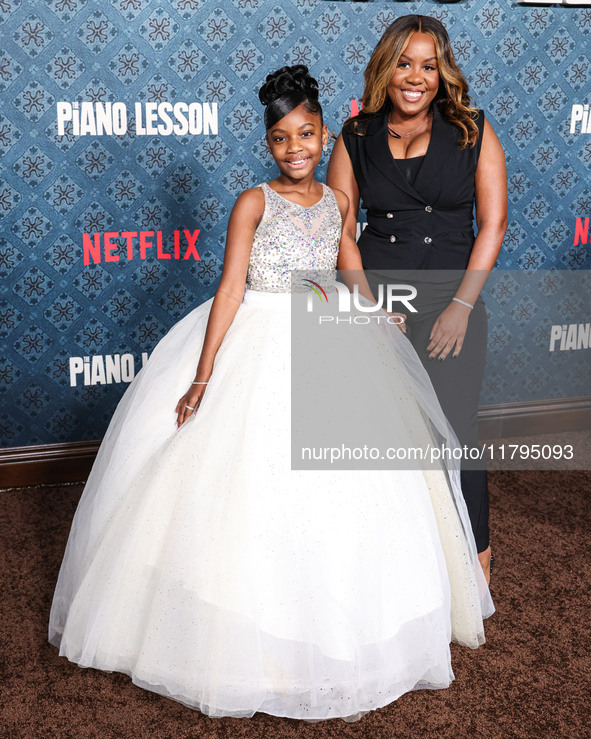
[478,396,591,440]
[1,397,590,487]
[0,440,100,488]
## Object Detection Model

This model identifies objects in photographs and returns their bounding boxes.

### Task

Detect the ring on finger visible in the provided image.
[185,404,195,410]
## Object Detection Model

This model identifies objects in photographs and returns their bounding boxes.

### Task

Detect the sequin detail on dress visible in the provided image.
[246,182,342,293]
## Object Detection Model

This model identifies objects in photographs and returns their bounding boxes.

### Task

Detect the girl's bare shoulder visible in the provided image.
[230,187,266,221]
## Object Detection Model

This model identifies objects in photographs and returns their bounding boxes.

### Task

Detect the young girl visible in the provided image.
[49,65,493,721]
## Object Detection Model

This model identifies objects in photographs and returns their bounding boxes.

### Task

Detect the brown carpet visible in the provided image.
[1,472,590,739]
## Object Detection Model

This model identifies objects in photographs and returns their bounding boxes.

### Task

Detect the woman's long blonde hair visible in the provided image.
[350,15,479,148]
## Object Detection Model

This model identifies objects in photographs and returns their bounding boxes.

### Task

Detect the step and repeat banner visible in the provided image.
[0,0,590,448]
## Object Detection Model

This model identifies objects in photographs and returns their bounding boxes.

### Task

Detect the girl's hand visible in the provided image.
[427,302,471,360]
[175,383,208,428]
[388,312,407,334]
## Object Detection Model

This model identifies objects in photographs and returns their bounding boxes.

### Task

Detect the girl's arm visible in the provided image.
[328,135,373,290]
[327,133,360,263]
[332,187,375,302]
[427,119,508,360]
[330,145,406,330]
[175,188,264,427]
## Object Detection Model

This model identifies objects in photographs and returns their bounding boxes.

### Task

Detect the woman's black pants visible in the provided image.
[405,299,490,552]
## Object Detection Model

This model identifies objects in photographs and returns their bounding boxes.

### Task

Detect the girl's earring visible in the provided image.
[323,144,328,153]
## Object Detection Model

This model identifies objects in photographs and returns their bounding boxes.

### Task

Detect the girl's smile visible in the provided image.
[284,156,311,169]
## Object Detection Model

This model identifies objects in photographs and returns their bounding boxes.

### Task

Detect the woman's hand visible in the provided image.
[427,302,471,360]
[175,383,208,428]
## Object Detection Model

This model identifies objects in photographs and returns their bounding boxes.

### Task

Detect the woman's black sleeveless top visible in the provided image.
[342,105,485,271]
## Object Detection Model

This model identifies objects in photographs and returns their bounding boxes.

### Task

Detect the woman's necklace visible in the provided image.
[387,112,431,139]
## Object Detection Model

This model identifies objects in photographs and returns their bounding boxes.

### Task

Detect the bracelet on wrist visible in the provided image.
[452,297,474,310]
[191,381,209,385]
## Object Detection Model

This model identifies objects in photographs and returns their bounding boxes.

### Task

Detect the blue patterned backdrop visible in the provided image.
[0,0,590,447]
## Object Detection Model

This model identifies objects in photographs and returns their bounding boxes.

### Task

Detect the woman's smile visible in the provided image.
[400,89,425,103]
[387,32,440,121]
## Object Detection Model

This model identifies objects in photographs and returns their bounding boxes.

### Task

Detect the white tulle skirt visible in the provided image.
[49,289,493,720]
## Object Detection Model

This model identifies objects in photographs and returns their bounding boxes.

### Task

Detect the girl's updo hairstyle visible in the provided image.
[258,65,323,131]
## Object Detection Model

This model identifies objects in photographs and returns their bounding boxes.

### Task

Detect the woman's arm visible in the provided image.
[175,188,264,426]
[455,118,508,300]
[427,119,508,360]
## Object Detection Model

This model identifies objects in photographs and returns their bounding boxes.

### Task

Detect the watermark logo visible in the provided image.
[304,281,416,325]
[302,279,329,304]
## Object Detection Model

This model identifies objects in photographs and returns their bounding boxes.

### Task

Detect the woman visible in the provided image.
[327,15,507,583]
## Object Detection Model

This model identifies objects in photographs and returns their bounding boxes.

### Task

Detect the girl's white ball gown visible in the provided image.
[49,183,493,720]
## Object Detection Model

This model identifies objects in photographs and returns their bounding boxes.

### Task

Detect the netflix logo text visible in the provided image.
[574,217,590,246]
[83,230,201,265]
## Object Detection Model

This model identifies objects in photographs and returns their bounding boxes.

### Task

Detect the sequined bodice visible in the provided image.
[246,182,342,293]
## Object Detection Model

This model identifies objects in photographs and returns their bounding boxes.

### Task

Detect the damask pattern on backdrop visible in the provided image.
[0,0,590,446]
